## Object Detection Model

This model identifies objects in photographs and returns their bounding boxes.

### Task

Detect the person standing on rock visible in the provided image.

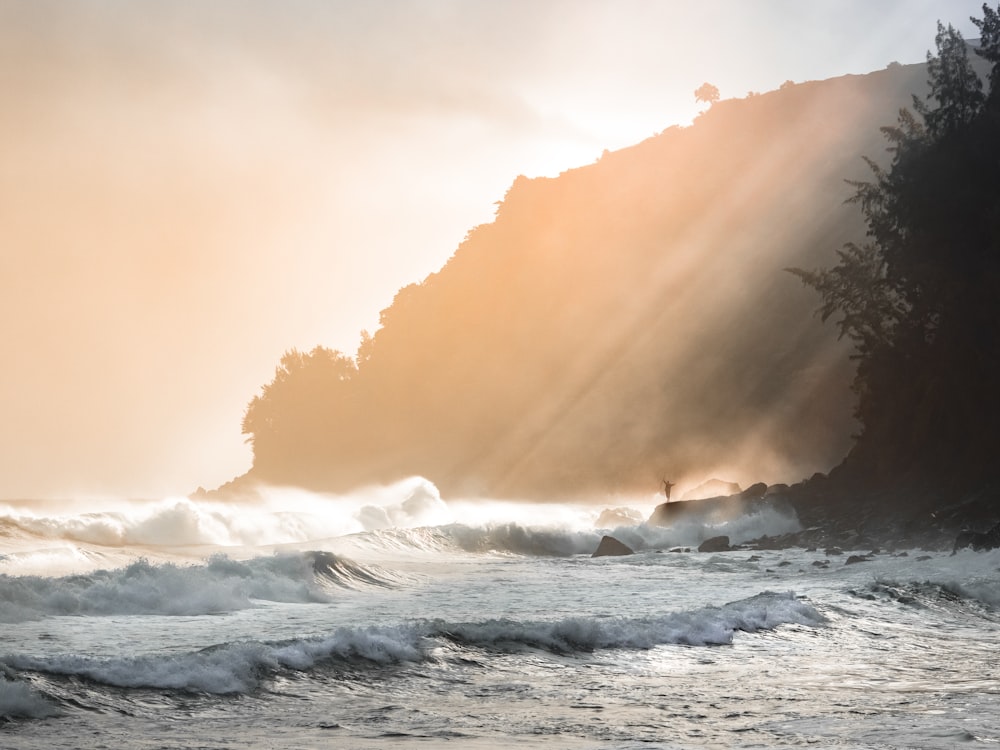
[662,478,675,501]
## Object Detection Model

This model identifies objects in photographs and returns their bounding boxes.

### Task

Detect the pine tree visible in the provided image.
[790,8,1000,491]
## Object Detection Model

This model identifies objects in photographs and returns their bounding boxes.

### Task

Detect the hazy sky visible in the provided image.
[0,0,987,499]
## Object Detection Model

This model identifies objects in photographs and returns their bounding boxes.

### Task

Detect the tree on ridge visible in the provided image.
[694,82,720,106]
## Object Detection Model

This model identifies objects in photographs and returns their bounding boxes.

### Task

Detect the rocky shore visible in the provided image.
[640,474,1000,553]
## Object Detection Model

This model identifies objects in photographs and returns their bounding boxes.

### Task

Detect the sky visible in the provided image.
[0,0,989,500]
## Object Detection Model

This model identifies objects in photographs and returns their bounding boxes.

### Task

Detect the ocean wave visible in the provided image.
[2,592,824,695]
[0,674,59,720]
[3,624,428,695]
[342,526,459,555]
[444,522,601,556]
[1,485,800,567]
[0,477,451,551]
[435,591,825,651]
[861,578,1000,613]
[0,552,401,623]
[436,504,800,557]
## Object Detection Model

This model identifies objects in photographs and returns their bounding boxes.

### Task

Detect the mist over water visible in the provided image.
[0,477,801,575]
[1,478,451,560]
[2,478,999,748]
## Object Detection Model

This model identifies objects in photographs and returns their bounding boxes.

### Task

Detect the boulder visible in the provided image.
[592,535,635,557]
[951,520,1000,554]
[648,481,787,528]
[698,535,731,553]
[648,495,746,526]
[844,554,871,565]
[681,479,741,501]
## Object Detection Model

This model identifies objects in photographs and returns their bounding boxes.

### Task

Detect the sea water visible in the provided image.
[1,479,999,748]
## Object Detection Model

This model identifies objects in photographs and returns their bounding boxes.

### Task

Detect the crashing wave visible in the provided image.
[0,551,402,623]
[1,591,824,695]
[0,477,452,553]
[0,673,59,720]
[436,503,800,557]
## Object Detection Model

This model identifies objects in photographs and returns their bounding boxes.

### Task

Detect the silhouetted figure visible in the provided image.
[662,478,675,501]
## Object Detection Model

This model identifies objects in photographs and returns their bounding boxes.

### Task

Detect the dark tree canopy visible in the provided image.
[791,5,1000,492]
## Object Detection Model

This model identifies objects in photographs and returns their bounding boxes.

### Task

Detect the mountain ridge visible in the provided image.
[231,61,935,500]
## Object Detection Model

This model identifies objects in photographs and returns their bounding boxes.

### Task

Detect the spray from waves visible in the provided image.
[2,591,825,696]
[0,476,452,553]
[2,480,801,569]
[0,551,403,624]
[0,673,59,720]
[436,505,801,557]
[626,503,802,549]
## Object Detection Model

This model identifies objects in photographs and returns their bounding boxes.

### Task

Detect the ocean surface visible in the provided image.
[2,478,999,749]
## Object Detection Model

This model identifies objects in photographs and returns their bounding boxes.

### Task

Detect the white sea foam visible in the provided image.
[432,504,800,557]
[438,591,824,650]
[3,625,427,694]
[1,481,801,577]
[0,477,451,554]
[2,592,824,694]
[0,674,59,719]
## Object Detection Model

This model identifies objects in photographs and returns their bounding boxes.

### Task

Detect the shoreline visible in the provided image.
[645,474,1000,553]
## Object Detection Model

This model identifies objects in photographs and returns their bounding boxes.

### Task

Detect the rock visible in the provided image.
[698,535,731,553]
[824,547,843,556]
[592,535,635,557]
[844,554,871,565]
[595,507,643,528]
[649,480,794,529]
[951,520,1000,554]
[741,482,768,500]
[649,495,748,526]
[681,479,742,501]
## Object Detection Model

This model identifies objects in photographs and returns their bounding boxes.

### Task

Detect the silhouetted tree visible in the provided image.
[242,346,358,476]
[913,22,983,137]
[694,82,720,105]
[791,8,1000,491]
[973,2,1000,104]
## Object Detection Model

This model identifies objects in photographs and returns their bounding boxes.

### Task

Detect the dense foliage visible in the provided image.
[791,8,1000,491]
